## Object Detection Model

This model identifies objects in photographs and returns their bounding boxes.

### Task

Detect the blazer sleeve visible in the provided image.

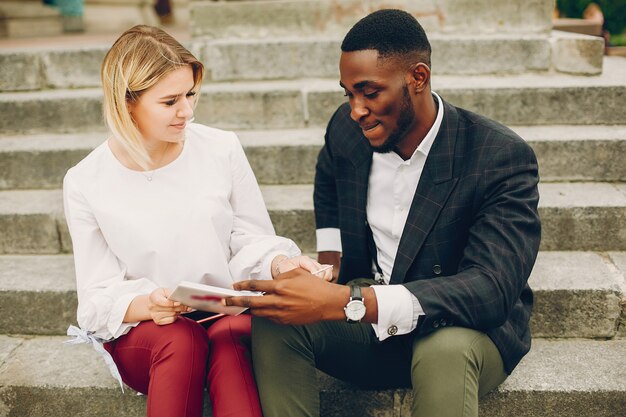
[404,139,541,334]
[314,110,341,230]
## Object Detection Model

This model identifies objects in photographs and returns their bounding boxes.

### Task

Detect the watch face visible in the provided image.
[345,300,366,321]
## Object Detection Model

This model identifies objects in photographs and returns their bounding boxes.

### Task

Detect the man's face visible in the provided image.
[339,50,416,153]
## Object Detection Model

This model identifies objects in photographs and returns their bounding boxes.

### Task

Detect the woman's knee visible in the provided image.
[155,317,209,359]
[207,315,251,345]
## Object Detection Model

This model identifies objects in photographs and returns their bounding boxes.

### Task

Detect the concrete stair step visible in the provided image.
[0,2,63,39]
[0,30,602,92]
[2,125,626,190]
[1,56,625,134]
[0,183,625,254]
[199,32,603,81]
[190,0,554,39]
[0,251,624,337]
[0,336,624,416]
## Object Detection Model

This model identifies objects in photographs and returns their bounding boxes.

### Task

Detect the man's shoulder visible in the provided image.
[327,102,360,135]
[452,104,529,149]
[324,102,363,152]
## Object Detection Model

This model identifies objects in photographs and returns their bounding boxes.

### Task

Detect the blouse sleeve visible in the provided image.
[226,133,300,280]
[63,171,158,340]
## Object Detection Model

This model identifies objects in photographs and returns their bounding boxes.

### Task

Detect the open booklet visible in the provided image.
[169,280,263,315]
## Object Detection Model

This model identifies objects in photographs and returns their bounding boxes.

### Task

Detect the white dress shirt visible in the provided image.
[64,123,300,340]
[316,92,444,340]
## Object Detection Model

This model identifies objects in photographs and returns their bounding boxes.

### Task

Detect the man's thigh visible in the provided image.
[410,327,507,417]
[298,319,415,389]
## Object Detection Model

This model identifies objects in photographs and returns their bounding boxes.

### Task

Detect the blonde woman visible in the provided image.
[63,25,331,417]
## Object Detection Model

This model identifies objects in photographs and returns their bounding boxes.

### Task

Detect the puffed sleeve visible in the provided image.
[63,171,158,340]
[226,133,300,280]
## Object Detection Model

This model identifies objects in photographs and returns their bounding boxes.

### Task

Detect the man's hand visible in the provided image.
[318,251,341,282]
[225,268,350,325]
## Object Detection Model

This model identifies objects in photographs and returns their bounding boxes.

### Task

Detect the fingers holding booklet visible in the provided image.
[169,281,263,315]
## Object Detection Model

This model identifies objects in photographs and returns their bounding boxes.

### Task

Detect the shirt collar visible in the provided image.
[377,91,444,165]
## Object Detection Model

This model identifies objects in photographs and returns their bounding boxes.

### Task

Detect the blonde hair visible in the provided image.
[101,25,204,170]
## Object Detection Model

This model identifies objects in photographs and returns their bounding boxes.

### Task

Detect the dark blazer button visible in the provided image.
[433,320,440,328]
[440,319,447,327]
[433,265,442,275]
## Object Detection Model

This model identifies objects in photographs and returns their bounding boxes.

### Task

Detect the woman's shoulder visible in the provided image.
[64,141,110,185]
[186,123,240,153]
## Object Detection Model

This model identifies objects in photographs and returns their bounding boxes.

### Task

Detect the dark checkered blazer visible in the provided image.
[314,100,541,374]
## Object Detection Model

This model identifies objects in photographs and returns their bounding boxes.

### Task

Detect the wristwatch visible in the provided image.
[344,285,366,323]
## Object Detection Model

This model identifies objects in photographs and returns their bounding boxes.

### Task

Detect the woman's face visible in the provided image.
[128,65,197,145]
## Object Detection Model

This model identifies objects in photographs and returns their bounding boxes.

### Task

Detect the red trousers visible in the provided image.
[104,315,262,417]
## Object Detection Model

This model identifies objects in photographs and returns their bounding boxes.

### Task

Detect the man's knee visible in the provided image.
[411,327,493,377]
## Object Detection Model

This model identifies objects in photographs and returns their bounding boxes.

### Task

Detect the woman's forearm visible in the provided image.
[123,294,152,323]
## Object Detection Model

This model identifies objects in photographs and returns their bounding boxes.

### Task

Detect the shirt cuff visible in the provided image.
[260,249,299,281]
[370,285,424,341]
[107,292,143,340]
[316,228,342,252]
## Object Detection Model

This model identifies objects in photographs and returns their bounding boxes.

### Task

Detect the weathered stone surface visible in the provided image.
[238,129,323,185]
[2,248,623,336]
[195,81,305,129]
[551,30,605,75]
[0,89,103,134]
[0,132,104,189]
[529,252,622,338]
[307,57,626,127]
[2,126,625,190]
[41,47,107,89]
[1,183,625,255]
[201,35,550,81]
[538,183,626,251]
[516,125,626,182]
[0,190,63,254]
[2,57,625,133]
[1,337,624,417]
[608,252,626,337]
[0,51,42,92]
[190,0,552,39]
[0,336,22,366]
[0,2,63,39]
[0,255,76,334]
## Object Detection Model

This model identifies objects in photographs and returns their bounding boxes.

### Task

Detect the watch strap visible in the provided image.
[350,284,363,301]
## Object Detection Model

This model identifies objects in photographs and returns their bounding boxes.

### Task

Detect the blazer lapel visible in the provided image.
[389,102,460,285]
[349,132,374,214]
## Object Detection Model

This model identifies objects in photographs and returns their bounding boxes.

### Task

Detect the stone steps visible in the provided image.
[0,1,63,39]
[1,56,625,134]
[0,31,603,92]
[189,0,554,39]
[1,182,625,254]
[1,125,626,190]
[0,335,624,416]
[0,251,624,337]
[198,31,603,81]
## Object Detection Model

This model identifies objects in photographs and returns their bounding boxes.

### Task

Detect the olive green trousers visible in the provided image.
[251,317,507,417]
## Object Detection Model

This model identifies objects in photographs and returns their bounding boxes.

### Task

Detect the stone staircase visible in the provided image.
[1,0,626,415]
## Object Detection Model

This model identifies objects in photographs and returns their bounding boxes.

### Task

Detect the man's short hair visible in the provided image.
[341,9,431,66]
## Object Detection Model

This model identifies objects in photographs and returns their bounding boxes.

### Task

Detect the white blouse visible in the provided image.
[63,123,300,340]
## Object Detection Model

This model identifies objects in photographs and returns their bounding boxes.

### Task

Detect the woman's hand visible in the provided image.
[125,288,191,325]
[271,255,334,281]
[148,288,191,325]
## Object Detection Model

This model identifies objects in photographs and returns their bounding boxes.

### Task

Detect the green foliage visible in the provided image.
[556,0,626,34]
